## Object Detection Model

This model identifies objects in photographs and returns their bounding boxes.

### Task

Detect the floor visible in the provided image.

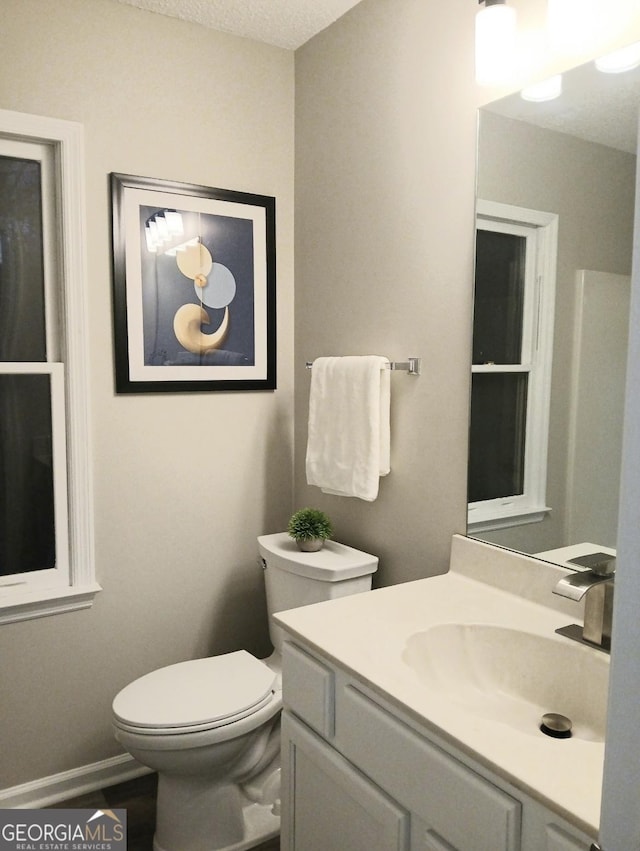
[52,772,280,851]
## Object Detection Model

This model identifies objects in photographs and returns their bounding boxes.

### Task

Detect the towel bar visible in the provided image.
[305,357,421,376]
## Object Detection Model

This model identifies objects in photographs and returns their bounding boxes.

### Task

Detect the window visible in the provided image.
[0,110,98,623]
[468,201,558,533]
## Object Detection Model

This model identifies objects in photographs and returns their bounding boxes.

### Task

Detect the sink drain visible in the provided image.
[540,712,572,739]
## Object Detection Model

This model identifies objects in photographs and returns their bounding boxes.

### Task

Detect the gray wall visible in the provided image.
[475,112,635,553]
[293,4,640,844]
[601,129,640,849]
[293,0,477,586]
[0,0,294,789]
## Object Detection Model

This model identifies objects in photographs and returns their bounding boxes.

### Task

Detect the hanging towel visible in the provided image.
[305,356,391,502]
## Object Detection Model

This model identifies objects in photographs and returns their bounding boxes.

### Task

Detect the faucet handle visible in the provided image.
[568,552,616,576]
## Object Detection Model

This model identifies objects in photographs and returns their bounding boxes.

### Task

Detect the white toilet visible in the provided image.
[112,532,378,851]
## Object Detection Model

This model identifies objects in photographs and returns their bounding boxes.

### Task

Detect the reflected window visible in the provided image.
[473,229,525,365]
[469,372,527,503]
[468,201,557,532]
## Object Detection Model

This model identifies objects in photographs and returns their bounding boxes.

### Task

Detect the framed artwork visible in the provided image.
[110,173,276,393]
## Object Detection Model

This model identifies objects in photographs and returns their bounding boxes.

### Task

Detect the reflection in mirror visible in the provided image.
[469,52,640,565]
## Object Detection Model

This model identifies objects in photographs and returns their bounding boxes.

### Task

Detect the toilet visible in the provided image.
[112,531,378,851]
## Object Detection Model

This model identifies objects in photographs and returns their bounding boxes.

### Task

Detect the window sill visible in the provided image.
[467,505,551,534]
[0,582,102,625]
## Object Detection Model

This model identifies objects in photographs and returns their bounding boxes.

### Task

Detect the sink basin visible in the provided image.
[402,624,609,742]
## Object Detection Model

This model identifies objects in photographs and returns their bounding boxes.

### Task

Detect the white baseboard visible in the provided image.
[0,753,152,809]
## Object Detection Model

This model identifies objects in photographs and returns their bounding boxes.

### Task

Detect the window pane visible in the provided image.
[473,229,526,365]
[0,374,55,575]
[468,372,528,503]
[0,155,47,362]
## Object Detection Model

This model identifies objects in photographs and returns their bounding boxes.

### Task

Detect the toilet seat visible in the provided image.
[112,651,278,735]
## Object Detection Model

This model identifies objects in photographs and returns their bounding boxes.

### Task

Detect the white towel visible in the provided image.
[305,356,390,502]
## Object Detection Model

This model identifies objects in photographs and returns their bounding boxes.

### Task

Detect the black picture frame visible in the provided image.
[110,173,276,393]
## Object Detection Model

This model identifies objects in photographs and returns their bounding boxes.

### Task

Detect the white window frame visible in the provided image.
[0,109,99,624]
[468,200,558,533]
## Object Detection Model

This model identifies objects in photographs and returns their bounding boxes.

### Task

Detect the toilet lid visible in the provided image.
[112,651,277,732]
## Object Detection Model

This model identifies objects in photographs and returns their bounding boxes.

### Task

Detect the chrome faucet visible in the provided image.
[553,553,615,653]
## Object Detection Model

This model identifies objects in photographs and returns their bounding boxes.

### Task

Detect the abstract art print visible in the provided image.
[111,173,276,392]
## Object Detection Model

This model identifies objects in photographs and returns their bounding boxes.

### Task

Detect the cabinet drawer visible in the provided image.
[337,684,521,851]
[282,641,334,738]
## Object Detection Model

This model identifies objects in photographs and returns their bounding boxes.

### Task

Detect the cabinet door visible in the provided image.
[546,824,592,851]
[423,828,457,850]
[281,711,410,851]
[337,683,521,851]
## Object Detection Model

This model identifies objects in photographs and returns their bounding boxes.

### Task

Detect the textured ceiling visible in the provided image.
[114,0,364,49]
[486,58,640,154]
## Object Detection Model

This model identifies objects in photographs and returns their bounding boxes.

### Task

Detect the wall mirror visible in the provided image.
[469,50,640,565]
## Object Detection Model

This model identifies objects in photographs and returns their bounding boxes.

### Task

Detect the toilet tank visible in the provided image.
[258,532,378,652]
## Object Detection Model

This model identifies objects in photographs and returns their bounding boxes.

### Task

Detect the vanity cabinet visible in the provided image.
[545,825,594,851]
[282,712,410,851]
[280,638,594,851]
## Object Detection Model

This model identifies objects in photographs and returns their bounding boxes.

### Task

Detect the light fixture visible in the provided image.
[521,74,563,102]
[547,0,600,51]
[548,0,634,52]
[595,41,640,73]
[164,237,201,258]
[475,0,517,86]
[144,209,185,253]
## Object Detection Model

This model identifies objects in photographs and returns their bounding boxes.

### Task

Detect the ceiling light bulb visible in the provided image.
[147,220,160,247]
[595,42,640,73]
[548,0,602,51]
[144,225,158,253]
[165,209,184,236]
[521,75,563,102]
[475,0,517,86]
[154,213,170,243]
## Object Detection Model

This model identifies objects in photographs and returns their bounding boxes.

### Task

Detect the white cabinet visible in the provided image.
[545,824,593,851]
[282,712,410,851]
[280,637,594,851]
[337,683,519,851]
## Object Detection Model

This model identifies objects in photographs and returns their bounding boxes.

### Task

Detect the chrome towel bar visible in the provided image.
[305,357,421,376]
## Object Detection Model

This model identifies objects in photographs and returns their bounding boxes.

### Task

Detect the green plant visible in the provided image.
[287,507,333,542]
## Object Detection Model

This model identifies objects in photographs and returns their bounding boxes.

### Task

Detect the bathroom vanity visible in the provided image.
[274,535,605,851]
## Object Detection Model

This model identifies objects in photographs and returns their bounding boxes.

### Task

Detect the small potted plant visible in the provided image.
[288,507,333,552]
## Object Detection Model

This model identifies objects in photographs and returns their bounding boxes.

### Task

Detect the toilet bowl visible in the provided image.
[112,533,378,851]
[113,651,282,851]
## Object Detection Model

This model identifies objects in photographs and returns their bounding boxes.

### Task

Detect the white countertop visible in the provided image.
[534,541,616,570]
[274,535,607,837]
